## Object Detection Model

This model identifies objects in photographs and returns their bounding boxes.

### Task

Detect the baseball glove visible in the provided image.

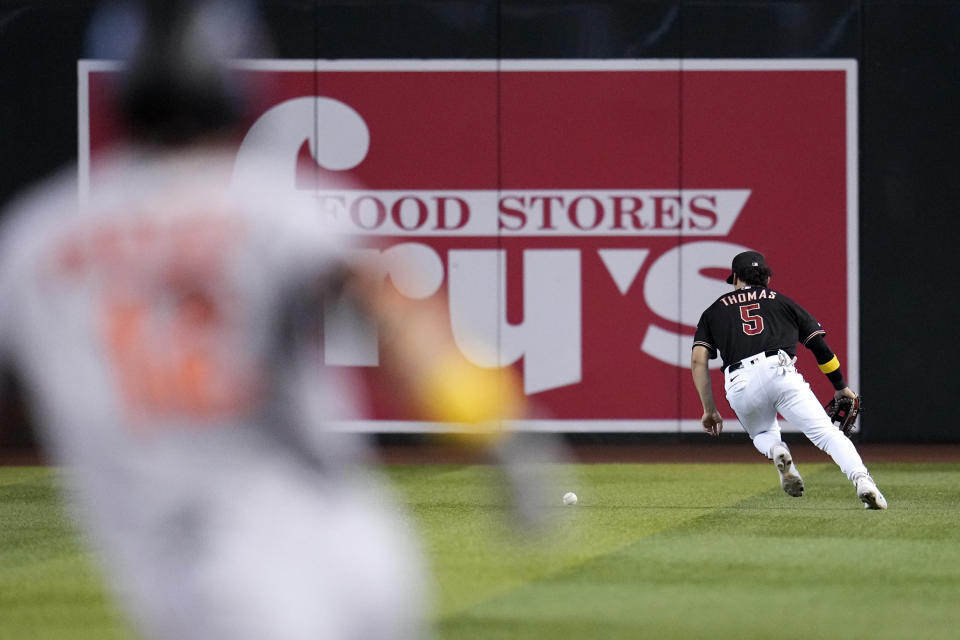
[825,394,862,436]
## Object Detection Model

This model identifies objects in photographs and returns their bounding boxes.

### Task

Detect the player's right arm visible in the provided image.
[691,345,722,436]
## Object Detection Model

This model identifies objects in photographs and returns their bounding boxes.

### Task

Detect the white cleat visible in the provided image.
[855,474,888,510]
[771,442,804,497]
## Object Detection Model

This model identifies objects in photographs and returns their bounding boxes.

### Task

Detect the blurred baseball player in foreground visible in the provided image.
[691,251,886,510]
[0,1,533,638]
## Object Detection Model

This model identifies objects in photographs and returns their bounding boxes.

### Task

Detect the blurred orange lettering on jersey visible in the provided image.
[55,217,259,423]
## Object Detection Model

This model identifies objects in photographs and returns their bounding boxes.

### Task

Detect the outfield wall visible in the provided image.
[2,1,957,442]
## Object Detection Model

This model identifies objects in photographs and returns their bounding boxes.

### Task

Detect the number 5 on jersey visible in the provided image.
[740,303,764,335]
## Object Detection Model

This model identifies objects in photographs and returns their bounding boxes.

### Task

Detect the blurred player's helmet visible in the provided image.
[87,0,272,145]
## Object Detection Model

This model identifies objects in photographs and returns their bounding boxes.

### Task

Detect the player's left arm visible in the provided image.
[789,297,856,401]
[691,345,723,436]
[803,334,855,400]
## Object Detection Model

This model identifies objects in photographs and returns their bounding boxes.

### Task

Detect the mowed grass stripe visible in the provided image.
[436,463,960,640]
[0,467,56,488]
[387,462,797,618]
[0,468,88,571]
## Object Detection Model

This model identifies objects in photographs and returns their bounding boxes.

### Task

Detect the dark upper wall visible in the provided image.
[1,0,957,442]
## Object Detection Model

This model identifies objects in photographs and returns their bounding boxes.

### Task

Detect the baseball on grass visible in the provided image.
[562,491,578,505]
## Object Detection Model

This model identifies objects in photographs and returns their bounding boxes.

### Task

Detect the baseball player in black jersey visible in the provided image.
[691,251,886,509]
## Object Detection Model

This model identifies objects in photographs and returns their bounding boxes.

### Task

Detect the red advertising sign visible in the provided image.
[79,59,858,433]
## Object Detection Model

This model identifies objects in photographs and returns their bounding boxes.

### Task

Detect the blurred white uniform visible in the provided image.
[0,148,428,640]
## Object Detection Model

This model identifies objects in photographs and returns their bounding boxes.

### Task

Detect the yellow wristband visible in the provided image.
[419,354,522,445]
[818,356,840,374]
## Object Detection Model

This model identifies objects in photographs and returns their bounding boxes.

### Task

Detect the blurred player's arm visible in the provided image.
[803,335,856,401]
[323,260,565,531]
[691,345,723,436]
[344,265,523,443]
[350,270,573,531]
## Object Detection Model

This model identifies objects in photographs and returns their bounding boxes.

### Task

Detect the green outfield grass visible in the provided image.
[2,461,959,639]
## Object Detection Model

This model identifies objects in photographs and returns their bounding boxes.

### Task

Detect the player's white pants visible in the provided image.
[723,351,868,482]
[83,458,429,640]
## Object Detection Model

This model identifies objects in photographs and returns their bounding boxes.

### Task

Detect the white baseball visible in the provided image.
[562,491,578,505]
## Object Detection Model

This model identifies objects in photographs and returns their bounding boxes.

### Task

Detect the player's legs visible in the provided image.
[779,380,887,509]
[725,365,781,457]
[107,464,429,640]
[725,374,804,496]
[725,359,804,497]
[772,372,869,482]
[775,382,887,508]
[202,470,427,640]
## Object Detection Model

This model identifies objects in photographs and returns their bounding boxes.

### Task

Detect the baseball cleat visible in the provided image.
[855,474,887,510]
[771,443,804,497]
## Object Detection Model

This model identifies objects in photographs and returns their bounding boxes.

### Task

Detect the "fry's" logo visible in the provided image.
[234,96,751,393]
[82,59,855,425]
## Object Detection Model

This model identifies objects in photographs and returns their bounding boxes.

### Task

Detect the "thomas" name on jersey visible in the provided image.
[719,289,778,307]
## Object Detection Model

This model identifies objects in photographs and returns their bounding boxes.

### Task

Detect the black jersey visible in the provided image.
[693,286,825,370]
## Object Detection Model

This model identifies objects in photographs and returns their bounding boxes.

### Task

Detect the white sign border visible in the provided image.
[77,58,858,434]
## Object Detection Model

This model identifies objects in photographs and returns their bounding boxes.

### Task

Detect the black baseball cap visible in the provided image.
[92,0,272,146]
[726,251,767,284]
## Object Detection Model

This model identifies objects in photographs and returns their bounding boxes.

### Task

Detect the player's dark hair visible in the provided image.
[736,265,772,286]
